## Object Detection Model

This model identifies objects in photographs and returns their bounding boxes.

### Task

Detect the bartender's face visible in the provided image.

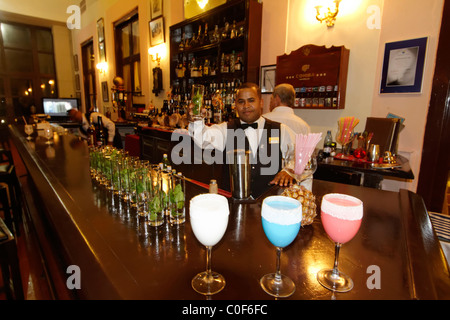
[235,87,263,123]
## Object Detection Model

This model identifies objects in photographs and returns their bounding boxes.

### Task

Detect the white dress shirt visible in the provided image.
[80,112,116,143]
[263,106,310,135]
[188,117,295,159]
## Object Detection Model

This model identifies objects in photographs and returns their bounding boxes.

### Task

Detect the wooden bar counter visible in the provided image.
[9,124,450,300]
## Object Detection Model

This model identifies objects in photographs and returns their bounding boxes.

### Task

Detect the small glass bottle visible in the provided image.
[209,179,218,194]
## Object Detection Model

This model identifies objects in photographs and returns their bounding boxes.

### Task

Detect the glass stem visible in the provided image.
[275,247,282,282]
[332,242,342,276]
[206,246,212,276]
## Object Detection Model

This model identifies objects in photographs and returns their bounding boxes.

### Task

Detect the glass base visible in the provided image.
[260,273,295,298]
[147,218,164,227]
[317,268,353,293]
[192,271,225,296]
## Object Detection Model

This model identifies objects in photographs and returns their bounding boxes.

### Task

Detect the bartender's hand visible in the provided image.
[187,103,207,118]
[270,170,294,187]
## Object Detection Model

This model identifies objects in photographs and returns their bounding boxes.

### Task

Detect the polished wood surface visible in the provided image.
[9,124,450,300]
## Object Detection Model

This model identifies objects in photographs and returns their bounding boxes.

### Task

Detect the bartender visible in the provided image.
[188,82,295,198]
[68,108,122,148]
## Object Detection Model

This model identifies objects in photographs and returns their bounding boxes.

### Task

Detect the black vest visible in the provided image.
[222,118,282,199]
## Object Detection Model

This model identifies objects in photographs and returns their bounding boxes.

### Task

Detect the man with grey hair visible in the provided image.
[264,83,311,135]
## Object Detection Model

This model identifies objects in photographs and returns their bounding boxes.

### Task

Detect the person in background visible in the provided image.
[264,83,311,135]
[68,108,122,148]
[188,82,295,198]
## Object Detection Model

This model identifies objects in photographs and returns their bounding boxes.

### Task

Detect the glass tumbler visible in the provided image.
[169,172,186,225]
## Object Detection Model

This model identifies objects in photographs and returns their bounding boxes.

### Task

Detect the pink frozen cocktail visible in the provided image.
[317,193,363,293]
[321,194,363,244]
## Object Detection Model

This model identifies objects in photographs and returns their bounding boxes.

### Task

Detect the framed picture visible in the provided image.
[260,65,277,93]
[151,0,163,19]
[97,18,106,62]
[102,81,109,102]
[73,54,79,72]
[97,18,105,42]
[149,17,165,47]
[380,37,428,94]
[75,74,81,91]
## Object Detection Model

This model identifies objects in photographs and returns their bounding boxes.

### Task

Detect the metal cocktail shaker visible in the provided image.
[227,149,251,200]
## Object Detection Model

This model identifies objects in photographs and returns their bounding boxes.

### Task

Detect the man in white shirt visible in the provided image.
[264,83,310,135]
[68,108,121,148]
[188,82,295,198]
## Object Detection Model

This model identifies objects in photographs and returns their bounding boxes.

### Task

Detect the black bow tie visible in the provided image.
[241,122,258,130]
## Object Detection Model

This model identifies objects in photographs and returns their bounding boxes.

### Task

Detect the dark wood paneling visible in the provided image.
[417,0,450,212]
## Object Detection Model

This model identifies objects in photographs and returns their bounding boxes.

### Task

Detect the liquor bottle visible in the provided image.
[210,58,217,76]
[96,116,106,147]
[318,86,326,108]
[203,23,209,45]
[325,85,333,108]
[211,25,220,43]
[162,154,171,170]
[179,33,185,52]
[305,87,312,108]
[230,51,236,73]
[312,87,319,108]
[203,59,210,76]
[206,101,213,124]
[332,85,339,108]
[222,21,229,40]
[87,115,97,146]
[197,25,204,46]
[294,88,300,107]
[299,87,306,107]
[323,130,333,158]
[230,20,237,39]
[190,31,198,48]
[234,53,243,71]
[212,87,223,124]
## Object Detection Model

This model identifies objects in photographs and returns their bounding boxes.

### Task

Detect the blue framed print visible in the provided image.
[380,37,428,94]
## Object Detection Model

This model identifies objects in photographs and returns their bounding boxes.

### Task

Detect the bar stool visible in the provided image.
[0,217,24,300]
[0,149,23,236]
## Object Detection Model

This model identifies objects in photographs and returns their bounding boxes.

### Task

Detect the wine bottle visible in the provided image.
[87,115,97,146]
[97,116,106,147]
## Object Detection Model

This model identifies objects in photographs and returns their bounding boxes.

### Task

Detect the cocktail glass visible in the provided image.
[147,166,164,227]
[44,126,53,144]
[260,195,302,298]
[24,124,33,140]
[190,193,229,295]
[169,172,186,225]
[189,84,205,122]
[317,193,363,293]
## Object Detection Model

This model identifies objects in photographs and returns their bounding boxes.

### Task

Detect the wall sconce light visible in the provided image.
[96,61,108,74]
[148,44,167,67]
[315,0,341,27]
[196,0,209,10]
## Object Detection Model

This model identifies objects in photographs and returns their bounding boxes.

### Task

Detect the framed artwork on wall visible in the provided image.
[102,81,109,102]
[149,17,165,47]
[380,37,428,94]
[260,65,276,94]
[151,0,163,19]
[97,18,106,63]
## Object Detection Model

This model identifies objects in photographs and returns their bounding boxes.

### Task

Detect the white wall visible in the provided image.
[260,0,444,192]
[371,0,444,192]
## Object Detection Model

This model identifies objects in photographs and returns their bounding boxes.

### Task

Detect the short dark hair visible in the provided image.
[237,82,262,98]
